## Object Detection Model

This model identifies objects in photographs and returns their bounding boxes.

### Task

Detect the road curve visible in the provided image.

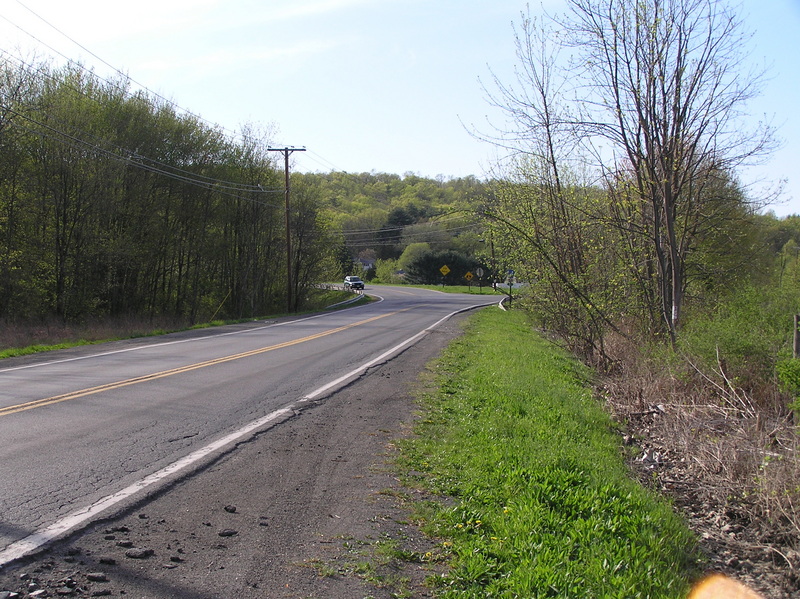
[0,286,496,564]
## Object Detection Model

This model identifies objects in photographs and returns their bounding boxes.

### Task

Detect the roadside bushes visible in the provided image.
[601,277,800,589]
[404,249,485,286]
[678,284,799,394]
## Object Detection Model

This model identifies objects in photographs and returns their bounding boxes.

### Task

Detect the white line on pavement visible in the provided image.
[0,300,491,568]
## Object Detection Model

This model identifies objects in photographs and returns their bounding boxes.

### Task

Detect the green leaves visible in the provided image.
[0,59,337,323]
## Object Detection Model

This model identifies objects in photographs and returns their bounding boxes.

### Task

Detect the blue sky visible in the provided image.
[2,0,799,215]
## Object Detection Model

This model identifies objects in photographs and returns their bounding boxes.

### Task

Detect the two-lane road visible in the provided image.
[0,287,495,565]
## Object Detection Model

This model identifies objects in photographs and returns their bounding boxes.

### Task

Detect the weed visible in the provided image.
[400,308,698,597]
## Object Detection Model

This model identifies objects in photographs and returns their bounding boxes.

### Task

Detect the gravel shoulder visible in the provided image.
[0,314,468,599]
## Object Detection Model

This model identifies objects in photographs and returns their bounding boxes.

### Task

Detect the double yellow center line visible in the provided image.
[0,309,408,418]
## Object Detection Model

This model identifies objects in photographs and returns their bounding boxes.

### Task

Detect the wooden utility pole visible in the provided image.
[268,146,306,313]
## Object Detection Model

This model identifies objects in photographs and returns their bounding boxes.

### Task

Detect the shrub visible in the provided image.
[678,284,798,389]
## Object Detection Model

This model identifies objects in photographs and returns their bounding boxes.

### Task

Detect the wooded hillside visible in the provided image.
[0,59,337,323]
[296,171,493,283]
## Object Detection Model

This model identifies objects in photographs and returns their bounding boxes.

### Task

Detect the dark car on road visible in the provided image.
[344,275,365,290]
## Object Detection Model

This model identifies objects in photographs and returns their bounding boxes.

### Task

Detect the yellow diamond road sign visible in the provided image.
[464,272,474,281]
[440,265,451,276]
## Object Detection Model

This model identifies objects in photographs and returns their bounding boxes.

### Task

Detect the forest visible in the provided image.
[3,54,800,341]
[0,56,499,325]
[0,58,340,324]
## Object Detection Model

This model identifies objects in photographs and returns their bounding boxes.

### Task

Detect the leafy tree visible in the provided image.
[483,0,776,347]
[289,175,340,311]
[299,172,490,264]
[0,57,336,325]
[374,258,401,283]
[397,242,431,271]
[405,249,483,286]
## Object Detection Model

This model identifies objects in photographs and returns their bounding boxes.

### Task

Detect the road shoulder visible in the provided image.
[0,313,473,598]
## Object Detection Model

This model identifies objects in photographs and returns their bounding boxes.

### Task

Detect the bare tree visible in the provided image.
[482,0,776,344]
[570,0,775,341]
[477,14,626,361]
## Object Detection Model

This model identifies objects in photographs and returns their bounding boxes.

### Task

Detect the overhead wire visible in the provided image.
[0,47,284,186]
[1,8,473,188]
[341,223,485,248]
[2,2,486,230]
[2,104,287,207]
[339,214,478,235]
[0,5,293,199]
[6,1,245,144]
[301,150,342,172]
[0,37,286,202]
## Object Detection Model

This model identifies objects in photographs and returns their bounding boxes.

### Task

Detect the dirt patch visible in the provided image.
[0,317,467,599]
[615,404,800,599]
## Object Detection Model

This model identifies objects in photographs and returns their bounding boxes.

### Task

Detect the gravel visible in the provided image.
[0,316,468,598]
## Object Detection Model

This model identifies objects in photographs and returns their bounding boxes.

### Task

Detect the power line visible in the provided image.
[0,8,303,204]
[3,104,286,207]
[5,2,245,144]
[341,223,485,249]
[339,215,479,236]
[301,149,342,172]
[0,49,288,197]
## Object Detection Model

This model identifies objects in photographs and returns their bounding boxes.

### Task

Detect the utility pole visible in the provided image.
[268,146,306,313]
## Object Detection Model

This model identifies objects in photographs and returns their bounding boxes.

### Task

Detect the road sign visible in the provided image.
[464,272,474,281]
[475,267,484,278]
[440,265,451,276]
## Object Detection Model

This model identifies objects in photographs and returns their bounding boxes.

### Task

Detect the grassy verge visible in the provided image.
[399,308,699,598]
[0,289,365,359]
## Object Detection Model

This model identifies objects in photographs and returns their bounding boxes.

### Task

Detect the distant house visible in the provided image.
[358,258,376,271]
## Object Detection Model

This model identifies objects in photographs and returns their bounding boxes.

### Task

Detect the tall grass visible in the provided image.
[604,280,800,562]
[401,308,698,598]
[678,283,799,389]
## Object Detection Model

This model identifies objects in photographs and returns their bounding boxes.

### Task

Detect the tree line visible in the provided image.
[0,58,336,324]
[0,52,496,326]
[297,171,493,283]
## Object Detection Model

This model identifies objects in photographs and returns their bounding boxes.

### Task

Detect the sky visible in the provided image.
[1,0,799,215]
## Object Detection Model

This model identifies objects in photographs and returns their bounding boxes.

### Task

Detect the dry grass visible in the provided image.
[0,316,192,354]
[598,333,800,597]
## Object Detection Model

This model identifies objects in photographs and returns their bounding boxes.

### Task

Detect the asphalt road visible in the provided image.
[0,286,496,566]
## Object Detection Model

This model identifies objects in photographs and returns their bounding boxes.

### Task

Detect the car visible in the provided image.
[344,275,365,290]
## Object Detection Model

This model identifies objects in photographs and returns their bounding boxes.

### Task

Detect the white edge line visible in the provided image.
[0,406,294,568]
[0,296,385,375]
[303,301,491,401]
[0,295,483,568]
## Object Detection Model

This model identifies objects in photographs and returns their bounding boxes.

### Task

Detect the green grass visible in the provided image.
[399,308,699,598]
[0,340,98,359]
[0,288,365,359]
